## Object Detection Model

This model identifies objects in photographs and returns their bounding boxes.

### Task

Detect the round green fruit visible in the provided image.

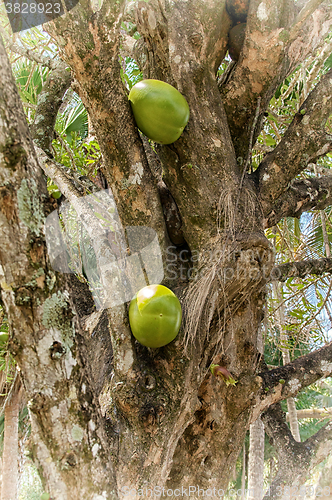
[129,284,182,348]
[51,190,61,200]
[0,333,8,345]
[128,79,190,144]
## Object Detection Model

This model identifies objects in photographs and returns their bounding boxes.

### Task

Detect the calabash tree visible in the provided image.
[1,0,332,499]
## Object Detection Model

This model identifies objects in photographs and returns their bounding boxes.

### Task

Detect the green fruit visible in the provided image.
[0,333,9,345]
[128,79,190,144]
[40,494,50,500]
[48,183,61,199]
[51,190,61,199]
[129,284,182,348]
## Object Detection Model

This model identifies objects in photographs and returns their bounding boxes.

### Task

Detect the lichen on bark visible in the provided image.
[17,178,45,236]
[42,290,74,348]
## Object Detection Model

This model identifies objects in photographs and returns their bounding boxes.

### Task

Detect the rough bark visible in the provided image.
[1,379,20,500]
[247,417,265,500]
[253,341,332,418]
[263,175,332,228]
[315,453,332,500]
[46,0,168,244]
[0,35,117,499]
[272,257,332,282]
[262,403,332,500]
[30,60,72,156]
[43,3,270,495]
[221,0,332,160]
[254,67,332,214]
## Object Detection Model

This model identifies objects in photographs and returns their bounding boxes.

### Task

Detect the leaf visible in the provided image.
[265,135,276,147]
[93,212,115,231]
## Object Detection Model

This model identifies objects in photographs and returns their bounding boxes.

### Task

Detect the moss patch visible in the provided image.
[42,291,74,348]
[17,178,44,236]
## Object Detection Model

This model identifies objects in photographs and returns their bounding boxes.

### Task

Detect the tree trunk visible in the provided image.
[1,0,332,498]
[273,282,301,441]
[286,397,301,442]
[247,417,265,500]
[247,328,265,500]
[1,388,20,500]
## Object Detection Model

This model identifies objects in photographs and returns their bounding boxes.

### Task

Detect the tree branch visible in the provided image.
[262,403,306,461]
[0,25,58,69]
[99,0,127,28]
[36,146,148,384]
[271,257,332,282]
[259,342,332,410]
[263,174,332,228]
[45,2,167,241]
[221,0,332,161]
[255,68,332,215]
[35,145,88,198]
[262,403,332,500]
[289,0,327,42]
[286,407,332,420]
[253,342,332,418]
[134,0,241,250]
[35,146,131,293]
[30,59,72,156]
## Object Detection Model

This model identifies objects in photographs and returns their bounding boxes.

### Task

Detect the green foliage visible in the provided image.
[52,134,101,177]
[119,22,142,90]
[0,315,8,334]
[55,92,88,142]
[13,60,49,106]
[48,132,101,197]
[217,54,232,78]
[4,27,57,123]
[252,39,332,172]
[120,57,143,90]
[228,432,276,495]
[305,212,332,257]
[282,381,332,442]
[257,39,332,486]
